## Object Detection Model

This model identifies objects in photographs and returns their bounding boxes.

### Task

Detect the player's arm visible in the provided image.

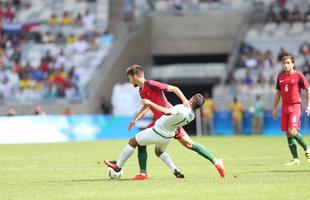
[141,99,172,115]
[272,90,281,119]
[128,105,150,130]
[305,86,310,116]
[166,85,190,107]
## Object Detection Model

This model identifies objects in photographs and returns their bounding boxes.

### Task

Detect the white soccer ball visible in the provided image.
[107,167,123,179]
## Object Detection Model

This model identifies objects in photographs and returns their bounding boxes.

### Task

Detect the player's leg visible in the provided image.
[176,128,216,163]
[137,146,147,174]
[103,136,138,171]
[155,142,184,178]
[289,105,310,162]
[133,121,155,180]
[283,108,300,165]
[176,128,225,177]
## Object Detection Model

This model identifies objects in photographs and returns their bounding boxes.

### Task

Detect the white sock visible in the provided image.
[117,144,135,168]
[159,152,177,171]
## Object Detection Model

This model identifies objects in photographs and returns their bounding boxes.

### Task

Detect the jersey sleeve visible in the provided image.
[147,80,168,91]
[299,72,310,89]
[275,75,280,90]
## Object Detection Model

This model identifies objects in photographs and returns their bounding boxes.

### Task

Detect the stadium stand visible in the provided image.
[213,0,310,110]
[0,0,113,105]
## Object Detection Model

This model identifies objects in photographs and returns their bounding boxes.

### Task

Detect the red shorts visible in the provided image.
[281,103,301,131]
[146,121,186,139]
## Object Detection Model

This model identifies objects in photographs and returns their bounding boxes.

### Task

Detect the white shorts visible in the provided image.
[135,128,171,152]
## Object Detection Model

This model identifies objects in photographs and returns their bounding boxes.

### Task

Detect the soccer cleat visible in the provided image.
[285,159,300,166]
[131,173,148,180]
[103,160,121,172]
[305,148,310,163]
[173,169,185,179]
[214,159,225,177]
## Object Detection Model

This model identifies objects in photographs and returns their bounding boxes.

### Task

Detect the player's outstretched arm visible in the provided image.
[141,99,172,115]
[128,105,150,130]
[272,90,281,119]
[167,85,190,107]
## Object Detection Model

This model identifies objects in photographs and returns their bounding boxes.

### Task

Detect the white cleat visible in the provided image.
[285,159,300,166]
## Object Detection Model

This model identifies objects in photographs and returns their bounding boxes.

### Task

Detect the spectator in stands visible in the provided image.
[299,41,310,61]
[230,97,244,135]
[55,32,66,45]
[56,50,67,68]
[250,95,264,135]
[244,52,259,69]
[39,58,49,73]
[10,46,21,62]
[304,5,310,23]
[48,14,58,26]
[33,105,45,115]
[6,106,16,116]
[56,84,66,98]
[277,47,288,62]
[60,11,72,26]
[4,3,15,21]
[82,10,95,31]
[225,71,237,85]
[12,59,22,74]
[19,74,31,91]
[42,50,53,63]
[244,72,254,87]
[67,34,78,44]
[266,7,282,23]
[279,6,289,22]
[300,59,310,79]
[67,66,79,89]
[290,5,303,23]
[42,31,55,43]
[257,73,266,85]
[239,41,254,55]
[261,50,274,69]
[74,13,83,26]
[73,36,89,53]
[202,92,215,135]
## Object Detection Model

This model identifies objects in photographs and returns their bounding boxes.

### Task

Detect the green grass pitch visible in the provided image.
[1,136,310,200]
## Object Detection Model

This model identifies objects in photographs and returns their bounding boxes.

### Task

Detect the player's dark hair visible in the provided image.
[281,54,295,64]
[126,64,144,77]
[191,93,206,110]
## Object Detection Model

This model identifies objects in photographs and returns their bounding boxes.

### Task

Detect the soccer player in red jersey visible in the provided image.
[272,54,310,165]
[125,64,225,179]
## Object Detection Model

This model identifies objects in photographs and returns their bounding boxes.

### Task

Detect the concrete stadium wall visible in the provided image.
[151,14,248,55]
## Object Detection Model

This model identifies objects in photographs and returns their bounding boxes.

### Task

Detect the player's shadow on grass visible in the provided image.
[47,178,132,183]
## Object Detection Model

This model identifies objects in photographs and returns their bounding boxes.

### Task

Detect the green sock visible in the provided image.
[137,146,147,174]
[294,132,309,151]
[287,137,298,159]
[191,142,216,164]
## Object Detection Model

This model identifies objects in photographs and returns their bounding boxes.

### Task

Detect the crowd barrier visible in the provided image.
[1,112,310,144]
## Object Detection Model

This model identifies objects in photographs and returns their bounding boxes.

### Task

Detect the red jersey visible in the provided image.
[276,71,309,104]
[139,80,172,120]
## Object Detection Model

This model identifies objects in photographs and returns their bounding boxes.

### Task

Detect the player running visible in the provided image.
[104,94,221,178]
[272,54,310,165]
[124,64,225,179]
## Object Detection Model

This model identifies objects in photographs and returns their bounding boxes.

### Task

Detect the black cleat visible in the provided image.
[173,169,185,179]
